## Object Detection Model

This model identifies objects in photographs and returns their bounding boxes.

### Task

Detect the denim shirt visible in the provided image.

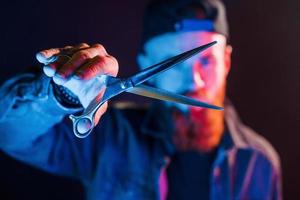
[0,73,282,200]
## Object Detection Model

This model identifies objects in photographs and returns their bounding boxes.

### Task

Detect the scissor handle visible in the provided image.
[69,113,95,138]
[69,98,109,138]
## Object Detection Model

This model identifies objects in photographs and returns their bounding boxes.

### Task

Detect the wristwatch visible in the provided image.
[52,82,82,109]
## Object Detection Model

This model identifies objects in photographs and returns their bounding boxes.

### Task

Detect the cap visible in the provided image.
[141,0,229,49]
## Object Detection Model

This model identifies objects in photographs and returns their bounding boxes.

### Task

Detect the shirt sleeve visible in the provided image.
[271,161,283,200]
[0,73,98,183]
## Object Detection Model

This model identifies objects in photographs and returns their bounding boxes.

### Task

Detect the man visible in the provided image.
[0,0,281,199]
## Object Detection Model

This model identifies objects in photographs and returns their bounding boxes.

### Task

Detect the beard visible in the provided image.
[172,85,226,152]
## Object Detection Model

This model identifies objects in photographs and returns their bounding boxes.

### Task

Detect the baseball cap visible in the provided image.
[141,0,229,48]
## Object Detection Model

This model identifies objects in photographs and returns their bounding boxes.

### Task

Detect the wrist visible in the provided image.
[52,81,82,109]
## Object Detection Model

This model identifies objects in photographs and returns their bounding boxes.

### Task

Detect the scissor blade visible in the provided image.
[127,84,223,110]
[129,41,217,87]
[83,76,121,115]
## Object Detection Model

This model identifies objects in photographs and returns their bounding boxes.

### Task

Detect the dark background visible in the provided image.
[0,0,299,199]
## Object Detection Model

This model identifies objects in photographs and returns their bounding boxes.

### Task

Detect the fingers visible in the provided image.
[94,102,108,125]
[75,55,119,80]
[43,55,70,77]
[53,44,109,84]
[61,43,90,56]
[90,89,108,126]
[37,43,119,87]
[36,48,61,62]
[36,43,90,65]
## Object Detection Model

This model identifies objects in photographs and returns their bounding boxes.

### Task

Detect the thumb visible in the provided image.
[36,52,58,65]
[94,102,108,125]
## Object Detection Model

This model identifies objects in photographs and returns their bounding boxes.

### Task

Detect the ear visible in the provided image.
[224,45,232,76]
[137,53,151,70]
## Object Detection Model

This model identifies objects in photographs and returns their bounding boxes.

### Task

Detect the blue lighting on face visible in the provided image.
[137,31,228,112]
[137,34,197,95]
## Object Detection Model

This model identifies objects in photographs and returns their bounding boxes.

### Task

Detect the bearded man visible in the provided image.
[0,0,281,199]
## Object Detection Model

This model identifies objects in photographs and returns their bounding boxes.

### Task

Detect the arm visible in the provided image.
[0,43,119,182]
[0,72,75,151]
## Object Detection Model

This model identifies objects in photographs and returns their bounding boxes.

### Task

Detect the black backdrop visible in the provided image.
[0,0,299,199]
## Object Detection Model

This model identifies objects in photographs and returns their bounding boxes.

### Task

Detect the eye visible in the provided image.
[199,56,210,67]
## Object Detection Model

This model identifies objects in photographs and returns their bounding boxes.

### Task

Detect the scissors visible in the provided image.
[63,41,222,138]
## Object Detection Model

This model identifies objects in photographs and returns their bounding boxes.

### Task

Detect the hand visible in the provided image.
[36,43,119,124]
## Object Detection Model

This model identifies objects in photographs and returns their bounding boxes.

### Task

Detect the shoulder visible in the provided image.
[224,101,281,174]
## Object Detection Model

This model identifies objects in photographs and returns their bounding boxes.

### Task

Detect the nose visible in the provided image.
[180,61,202,93]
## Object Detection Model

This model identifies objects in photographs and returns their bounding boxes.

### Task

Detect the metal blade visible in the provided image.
[82,76,121,115]
[129,41,217,87]
[127,84,223,110]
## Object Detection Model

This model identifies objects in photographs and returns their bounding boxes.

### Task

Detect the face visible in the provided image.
[137,31,231,111]
[138,31,232,151]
